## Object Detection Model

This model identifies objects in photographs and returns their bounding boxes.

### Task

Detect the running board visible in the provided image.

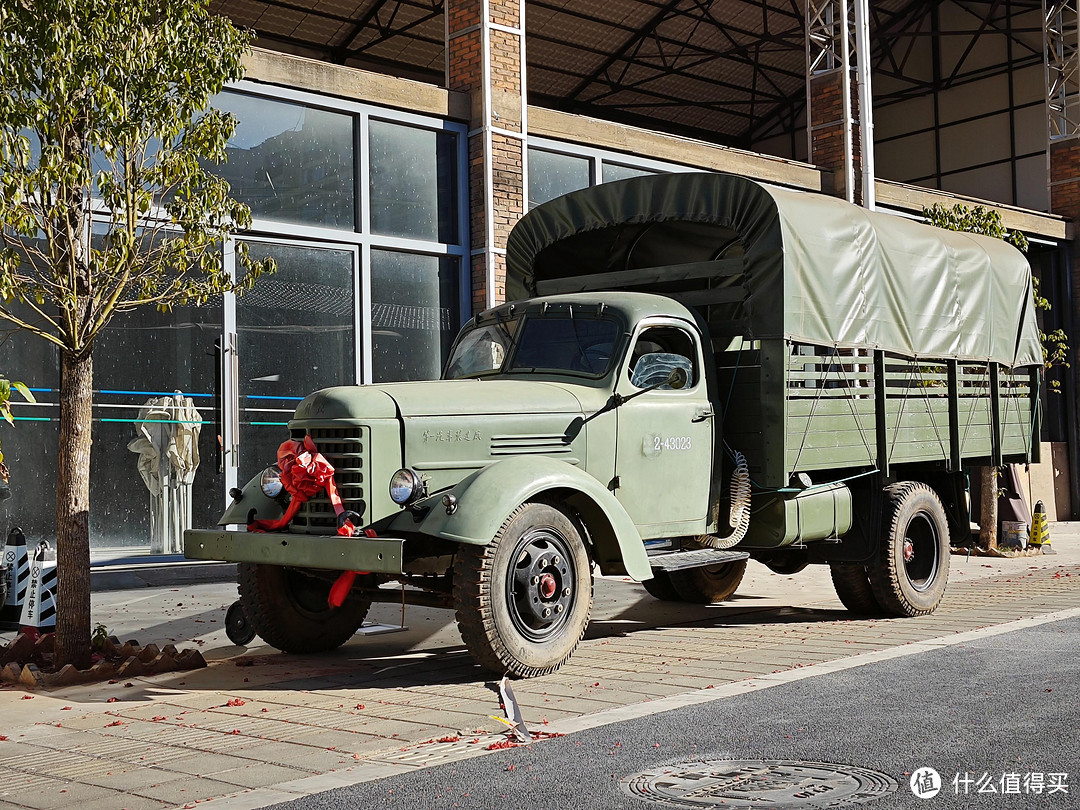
[649,548,750,573]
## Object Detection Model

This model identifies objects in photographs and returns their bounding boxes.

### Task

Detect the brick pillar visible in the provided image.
[1050,137,1080,368]
[809,68,862,204]
[446,0,526,313]
[1050,138,1080,234]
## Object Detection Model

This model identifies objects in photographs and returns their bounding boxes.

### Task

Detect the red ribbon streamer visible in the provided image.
[248,436,348,532]
[327,529,378,608]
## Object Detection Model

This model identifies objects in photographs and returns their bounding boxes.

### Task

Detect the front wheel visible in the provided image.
[237,563,371,653]
[867,482,950,616]
[453,501,593,677]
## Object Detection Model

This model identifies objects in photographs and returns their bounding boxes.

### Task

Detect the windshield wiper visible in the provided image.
[495,311,518,352]
[567,305,592,369]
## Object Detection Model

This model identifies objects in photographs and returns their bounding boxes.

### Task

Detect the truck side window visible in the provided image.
[628,327,697,388]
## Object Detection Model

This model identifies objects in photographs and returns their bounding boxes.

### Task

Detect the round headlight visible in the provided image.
[260,466,284,498]
[389,468,423,505]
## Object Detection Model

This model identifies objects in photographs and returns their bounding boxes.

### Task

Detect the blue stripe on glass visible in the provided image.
[98,389,213,397]
[101,418,205,424]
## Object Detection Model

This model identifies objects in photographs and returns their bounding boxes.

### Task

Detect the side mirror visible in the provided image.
[667,367,688,391]
[630,352,693,389]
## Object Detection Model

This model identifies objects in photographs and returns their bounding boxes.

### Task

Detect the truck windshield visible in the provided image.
[506,316,619,377]
[444,318,520,379]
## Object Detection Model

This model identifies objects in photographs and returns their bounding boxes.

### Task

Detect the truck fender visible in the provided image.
[405,456,652,581]
[218,472,285,526]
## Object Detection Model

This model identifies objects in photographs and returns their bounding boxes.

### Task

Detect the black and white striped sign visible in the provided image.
[3,527,28,608]
[5,529,57,629]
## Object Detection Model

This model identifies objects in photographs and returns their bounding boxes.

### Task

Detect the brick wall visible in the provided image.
[447,0,524,312]
[809,68,862,204]
[1050,137,1080,371]
[1050,138,1080,222]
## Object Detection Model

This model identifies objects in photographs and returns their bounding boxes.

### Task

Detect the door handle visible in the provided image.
[227,332,239,459]
[693,406,714,422]
[212,338,224,473]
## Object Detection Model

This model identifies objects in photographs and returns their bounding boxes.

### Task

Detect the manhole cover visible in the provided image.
[622,759,897,809]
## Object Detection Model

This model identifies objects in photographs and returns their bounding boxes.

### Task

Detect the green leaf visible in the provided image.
[11,381,35,403]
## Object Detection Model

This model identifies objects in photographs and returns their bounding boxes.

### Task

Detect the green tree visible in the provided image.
[0,0,273,667]
[0,376,36,482]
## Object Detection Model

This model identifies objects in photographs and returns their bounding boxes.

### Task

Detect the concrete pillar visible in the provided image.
[446,0,526,312]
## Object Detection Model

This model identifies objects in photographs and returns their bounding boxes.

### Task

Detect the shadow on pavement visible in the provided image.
[129,597,868,694]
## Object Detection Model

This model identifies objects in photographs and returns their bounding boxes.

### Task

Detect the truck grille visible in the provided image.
[291,427,367,534]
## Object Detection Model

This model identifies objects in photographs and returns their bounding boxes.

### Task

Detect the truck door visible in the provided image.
[614,321,714,536]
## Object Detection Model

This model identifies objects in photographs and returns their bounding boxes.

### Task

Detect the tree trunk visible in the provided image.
[54,349,93,669]
[978,465,998,550]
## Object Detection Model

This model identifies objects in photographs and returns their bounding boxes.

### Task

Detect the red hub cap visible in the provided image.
[539,572,558,599]
[903,538,915,563]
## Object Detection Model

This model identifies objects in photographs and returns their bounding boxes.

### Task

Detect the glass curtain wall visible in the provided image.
[0,84,467,560]
[234,241,359,487]
[527,137,687,209]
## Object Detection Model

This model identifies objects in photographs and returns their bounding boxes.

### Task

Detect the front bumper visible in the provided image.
[183,529,404,573]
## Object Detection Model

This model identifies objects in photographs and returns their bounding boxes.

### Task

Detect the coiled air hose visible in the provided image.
[697,446,751,551]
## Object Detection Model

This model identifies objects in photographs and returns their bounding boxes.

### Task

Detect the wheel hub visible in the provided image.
[508,529,576,641]
[903,511,940,592]
[539,572,558,599]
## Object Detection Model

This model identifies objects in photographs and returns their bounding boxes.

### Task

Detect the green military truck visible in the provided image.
[185,173,1042,678]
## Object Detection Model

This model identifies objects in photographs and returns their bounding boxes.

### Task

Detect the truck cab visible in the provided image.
[443,294,716,535]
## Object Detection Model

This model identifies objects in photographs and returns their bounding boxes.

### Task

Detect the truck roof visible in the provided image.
[506,173,1041,367]
[478,290,700,330]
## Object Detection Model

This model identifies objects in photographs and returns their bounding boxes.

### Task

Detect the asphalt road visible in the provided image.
[268,617,1078,810]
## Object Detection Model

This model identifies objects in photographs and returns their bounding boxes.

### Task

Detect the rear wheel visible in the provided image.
[867,482,951,616]
[641,570,681,601]
[454,501,592,677]
[237,563,371,653]
[668,558,747,604]
[829,563,881,614]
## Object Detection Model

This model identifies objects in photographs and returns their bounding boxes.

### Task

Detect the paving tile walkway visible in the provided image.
[1,529,1077,810]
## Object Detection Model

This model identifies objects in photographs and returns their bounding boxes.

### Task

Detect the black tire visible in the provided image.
[829,563,881,614]
[454,501,592,677]
[225,600,257,646]
[668,558,747,604]
[867,482,951,617]
[642,570,682,601]
[237,563,371,653]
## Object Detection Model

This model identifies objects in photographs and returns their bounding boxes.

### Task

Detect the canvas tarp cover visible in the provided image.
[505,173,1042,368]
